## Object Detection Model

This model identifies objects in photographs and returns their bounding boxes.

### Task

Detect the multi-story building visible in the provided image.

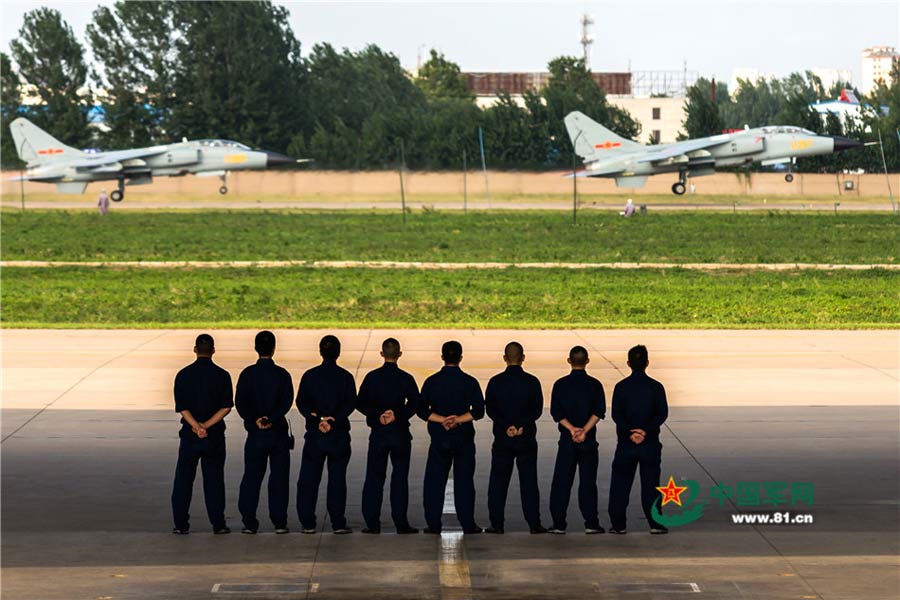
[861,46,898,95]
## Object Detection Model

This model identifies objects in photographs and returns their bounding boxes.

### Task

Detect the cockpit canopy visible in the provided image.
[758,126,817,135]
[194,139,251,149]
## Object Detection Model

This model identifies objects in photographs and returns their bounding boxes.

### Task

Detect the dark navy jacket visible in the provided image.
[296,360,357,436]
[417,366,485,441]
[550,369,606,440]
[356,362,420,438]
[235,358,294,433]
[173,357,234,436]
[485,365,543,440]
[611,371,668,443]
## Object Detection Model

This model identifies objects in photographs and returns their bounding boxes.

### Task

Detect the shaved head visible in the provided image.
[504,341,524,365]
[568,345,589,368]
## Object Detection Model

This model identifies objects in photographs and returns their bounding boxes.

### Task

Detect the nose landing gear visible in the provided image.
[218,173,228,195]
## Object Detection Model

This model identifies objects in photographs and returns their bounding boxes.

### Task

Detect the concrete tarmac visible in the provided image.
[2,329,898,599]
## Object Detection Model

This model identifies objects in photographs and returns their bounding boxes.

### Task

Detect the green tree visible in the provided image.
[9,8,93,148]
[542,56,639,164]
[87,1,179,147]
[1,52,24,168]
[415,50,471,99]
[168,1,306,152]
[682,78,723,138]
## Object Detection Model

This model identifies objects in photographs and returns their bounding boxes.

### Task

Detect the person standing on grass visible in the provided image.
[357,337,421,534]
[418,341,485,534]
[171,333,233,535]
[484,341,547,535]
[607,345,669,535]
[236,331,294,535]
[296,335,357,534]
[97,189,109,215]
[548,346,606,535]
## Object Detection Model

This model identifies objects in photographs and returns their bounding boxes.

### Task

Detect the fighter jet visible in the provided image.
[564,111,864,194]
[8,117,303,201]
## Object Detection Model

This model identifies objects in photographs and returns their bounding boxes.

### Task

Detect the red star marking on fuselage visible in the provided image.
[656,476,689,507]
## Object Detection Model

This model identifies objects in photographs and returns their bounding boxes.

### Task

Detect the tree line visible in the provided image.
[2,1,897,172]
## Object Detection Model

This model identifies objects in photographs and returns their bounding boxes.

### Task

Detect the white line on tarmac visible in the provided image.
[3,260,897,271]
[439,479,473,600]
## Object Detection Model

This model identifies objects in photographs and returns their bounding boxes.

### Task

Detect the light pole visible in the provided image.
[572,130,583,225]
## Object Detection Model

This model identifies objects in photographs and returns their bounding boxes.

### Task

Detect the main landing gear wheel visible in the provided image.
[785,173,794,183]
[672,182,686,195]
[219,186,228,195]
[110,189,124,202]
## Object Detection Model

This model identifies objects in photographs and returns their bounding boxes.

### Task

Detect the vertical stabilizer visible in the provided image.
[9,118,85,165]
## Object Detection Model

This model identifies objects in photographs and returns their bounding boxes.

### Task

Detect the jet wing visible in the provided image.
[70,146,170,170]
[635,135,730,164]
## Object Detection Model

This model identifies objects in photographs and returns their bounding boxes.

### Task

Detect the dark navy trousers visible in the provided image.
[423,435,477,532]
[172,433,227,531]
[238,430,291,530]
[549,436,600,530]
[361,432,412,530]
[608,440,663,531]
[487,437,541,530]
[296,431,351,530]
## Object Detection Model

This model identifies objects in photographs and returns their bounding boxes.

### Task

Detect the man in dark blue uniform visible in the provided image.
[236,331,294,534]
[171,333,233,535]
[608,345,669,535]
[484,342,546,534]
[418,341,485,534]
[296,335,356,534]
[548,346,606,534]
[357,338,420,534]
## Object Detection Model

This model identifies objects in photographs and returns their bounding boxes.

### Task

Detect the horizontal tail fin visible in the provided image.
[565,111,643,161]
[9,118,84,166]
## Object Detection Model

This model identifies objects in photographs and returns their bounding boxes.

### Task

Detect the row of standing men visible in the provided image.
[172,332,669,536]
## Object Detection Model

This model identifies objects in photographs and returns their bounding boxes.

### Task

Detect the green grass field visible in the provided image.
[2,210,898,264]
[2,266,897,329]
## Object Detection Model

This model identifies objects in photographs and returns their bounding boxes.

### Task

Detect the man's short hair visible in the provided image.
[628,344,649,370]
[442,340,463,364]
[255,330,276,356]
[504,341,524,364]
[382,337,401,359]
[569,345,589,367]
[320,335,341,360]
[195,333,215,354]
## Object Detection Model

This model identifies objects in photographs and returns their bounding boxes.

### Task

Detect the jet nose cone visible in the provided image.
[828,136,864,152]
[263,150,295,167]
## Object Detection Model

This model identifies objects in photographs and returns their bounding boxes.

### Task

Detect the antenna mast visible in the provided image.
[580,14,594,69]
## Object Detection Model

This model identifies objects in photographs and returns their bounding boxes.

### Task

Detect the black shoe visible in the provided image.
[275,527,290,535]
[301,527,317,534]
[530,526,548,534]
[396,526,419,535]
[609,528,627,535]
[463,526,484,535]
[333,527,353,535]
[547,527,566,535]
[214,526,231,535]
[650,526,669,535]
[423,527,441,535]
[484,526,504,534]
[241,528,257,535]
[585,526,605,535]
[172,527,189,535]
[361,527,381,534]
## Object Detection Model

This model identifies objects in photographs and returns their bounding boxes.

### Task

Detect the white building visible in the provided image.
[606,97,686,144]
[729,68,773,95]
[861,46,898,95]
[809,68,853,92]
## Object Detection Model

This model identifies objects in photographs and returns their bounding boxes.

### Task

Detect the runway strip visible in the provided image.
[3,259,898,271]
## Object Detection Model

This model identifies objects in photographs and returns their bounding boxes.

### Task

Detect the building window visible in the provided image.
[652,107,661,120]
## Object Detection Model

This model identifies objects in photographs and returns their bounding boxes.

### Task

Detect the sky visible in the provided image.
[2,0,898,87]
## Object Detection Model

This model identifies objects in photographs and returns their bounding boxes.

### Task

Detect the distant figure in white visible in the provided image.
[621,198,635,217]
[97,189,109,216]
